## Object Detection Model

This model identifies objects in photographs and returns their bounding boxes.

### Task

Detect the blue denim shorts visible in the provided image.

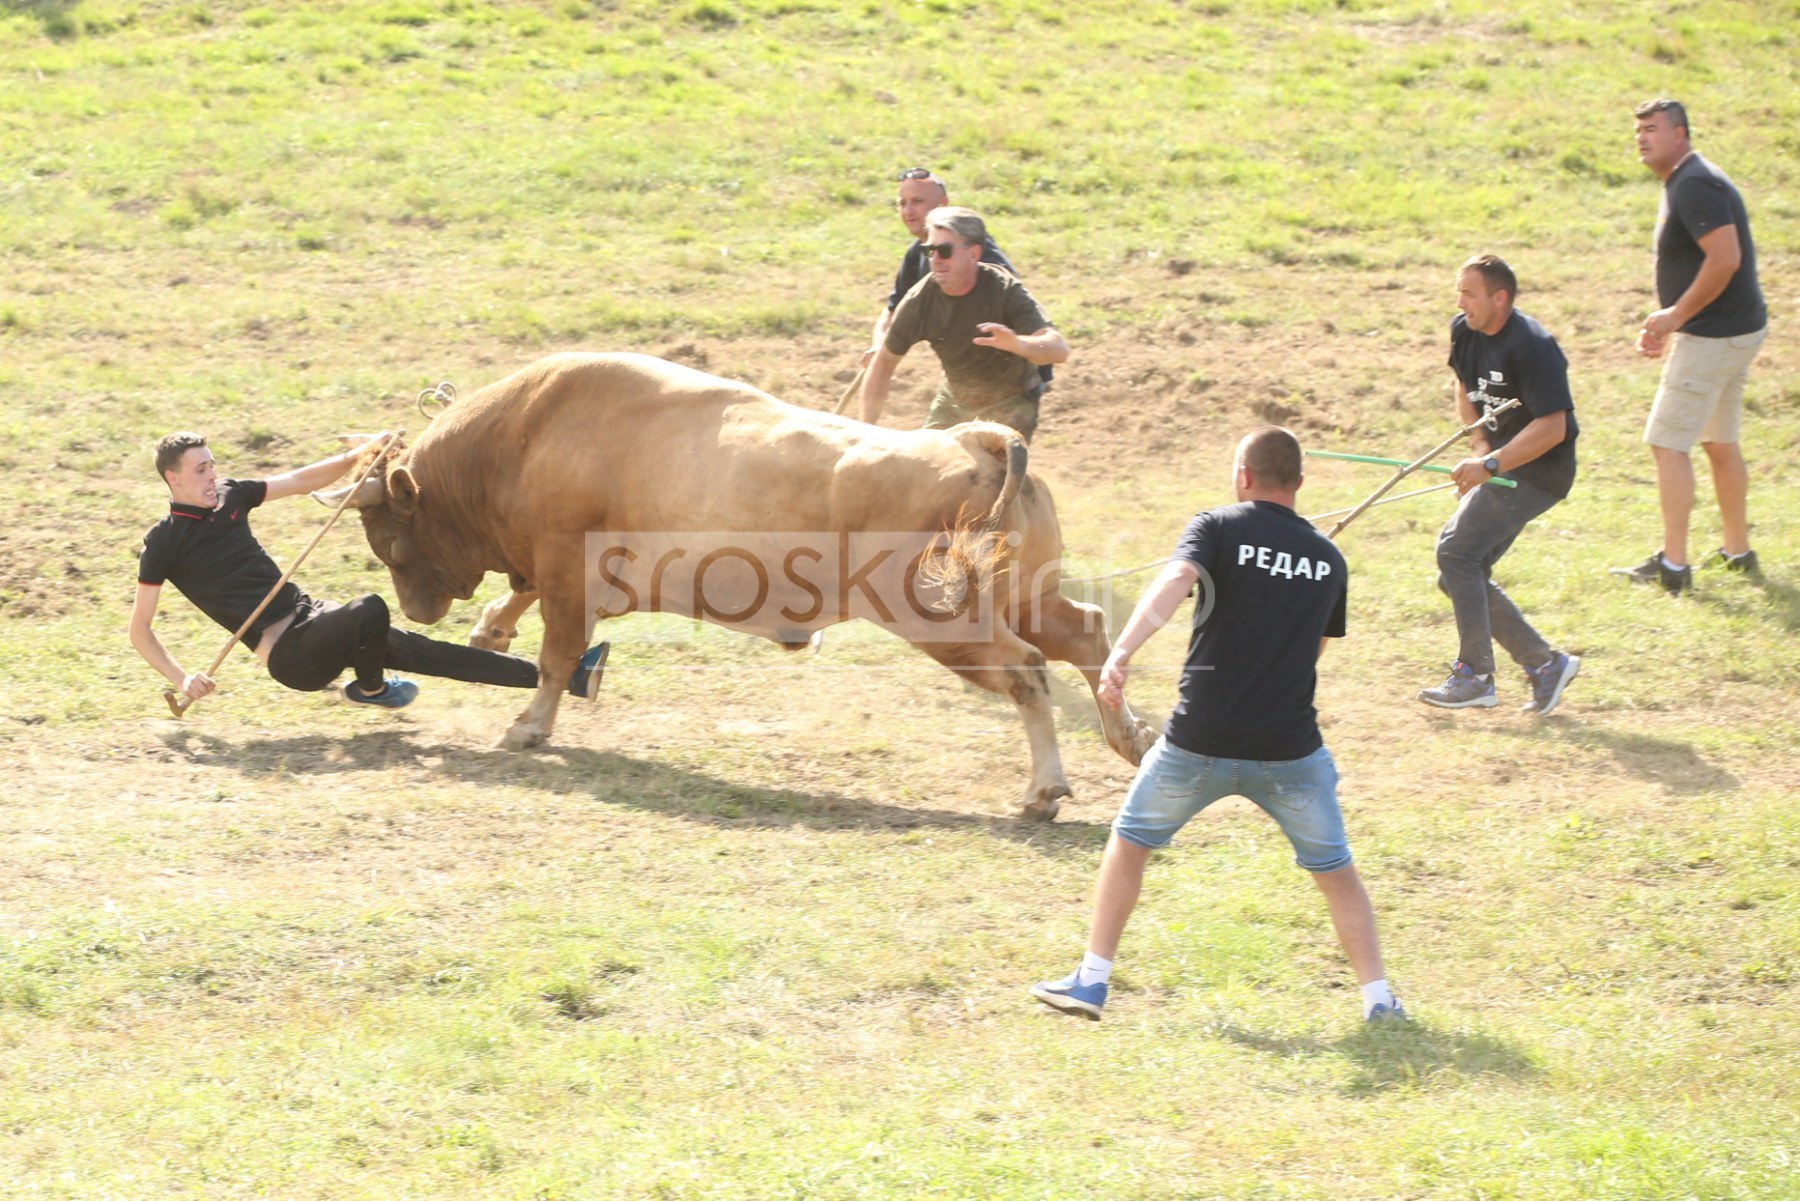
[1112,737,1352,873]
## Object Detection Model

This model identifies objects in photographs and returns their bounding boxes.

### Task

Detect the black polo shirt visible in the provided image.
[138,478,300,650]
[1163,500,1347,762]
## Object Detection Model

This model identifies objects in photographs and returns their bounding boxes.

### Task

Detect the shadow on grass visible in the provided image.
[1,1,79,34]
[154,727,1113,853]
[1488,720,1740,795]
[1698,571,1800,632]
[1212,1018,1541,1096]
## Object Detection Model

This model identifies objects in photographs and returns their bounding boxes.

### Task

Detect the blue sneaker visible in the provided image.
[1417,661,1497,709]
[342,678,418,709]
[1366,1000,1409,1023]
[568,642,610,701]
[1030,971,1107,1020]
[1522,651,1580,716]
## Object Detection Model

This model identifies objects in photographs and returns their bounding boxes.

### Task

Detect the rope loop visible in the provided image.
[416,381,458,420]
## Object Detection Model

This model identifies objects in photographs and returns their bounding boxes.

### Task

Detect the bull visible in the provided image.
[319,352,1152,819]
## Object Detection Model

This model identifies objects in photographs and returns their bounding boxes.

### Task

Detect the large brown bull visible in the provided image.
[320,352,1151,819]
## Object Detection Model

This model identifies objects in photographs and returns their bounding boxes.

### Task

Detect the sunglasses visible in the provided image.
[923,241,967,260]
[897,167,938,182]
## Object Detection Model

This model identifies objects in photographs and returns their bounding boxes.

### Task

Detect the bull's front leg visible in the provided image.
[499,577,590,752]
[470,588,538,652]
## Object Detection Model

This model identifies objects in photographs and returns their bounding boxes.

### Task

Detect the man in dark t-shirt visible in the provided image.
[130,431,607,711]
[866,168,1017,352]
[1030,426,1403,1025]
[1614,98,1768,592]
[859,206,1067,443]
[1417,255,1581,718]
[863,169,1051,391]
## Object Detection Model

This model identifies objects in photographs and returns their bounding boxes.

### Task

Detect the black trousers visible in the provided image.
[265,594,539,694]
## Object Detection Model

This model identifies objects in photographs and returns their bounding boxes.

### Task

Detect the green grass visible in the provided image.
[2,1,1798,1197]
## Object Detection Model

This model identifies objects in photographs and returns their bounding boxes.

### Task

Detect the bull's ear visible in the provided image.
[389,465,421,518]
[311,474,387,509]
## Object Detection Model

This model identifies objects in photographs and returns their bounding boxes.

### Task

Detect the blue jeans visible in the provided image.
[1113,738,1351,873]
[1434,479,1560,677]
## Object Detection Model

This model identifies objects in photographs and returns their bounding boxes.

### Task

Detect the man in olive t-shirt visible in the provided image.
[858,206,1067,442]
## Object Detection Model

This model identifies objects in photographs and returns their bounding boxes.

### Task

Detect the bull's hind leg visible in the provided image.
[470,588,539,653]
[918,631,1072,821]
[1015,591,1156,766]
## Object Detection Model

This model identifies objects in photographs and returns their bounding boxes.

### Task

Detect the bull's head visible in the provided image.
[314,463,479,624]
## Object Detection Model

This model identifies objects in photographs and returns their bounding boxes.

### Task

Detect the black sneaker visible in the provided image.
[1610,553,1690,595]
[1709,548,1759,574]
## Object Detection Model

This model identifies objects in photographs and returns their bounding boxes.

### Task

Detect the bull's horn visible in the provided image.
[311,474,388,509]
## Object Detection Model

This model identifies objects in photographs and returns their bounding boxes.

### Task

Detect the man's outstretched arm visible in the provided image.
[263,432,394,501]
[1097,558,1201,709]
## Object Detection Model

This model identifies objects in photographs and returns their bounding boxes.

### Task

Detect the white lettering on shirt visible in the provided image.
[1237,544,1331,582]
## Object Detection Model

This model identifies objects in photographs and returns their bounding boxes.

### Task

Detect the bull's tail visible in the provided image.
[919,427,1029,618]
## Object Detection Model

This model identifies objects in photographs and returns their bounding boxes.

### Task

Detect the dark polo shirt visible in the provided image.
[138,478,299,650]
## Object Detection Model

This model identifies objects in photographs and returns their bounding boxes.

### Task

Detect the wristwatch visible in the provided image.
[1482,455,1501,475]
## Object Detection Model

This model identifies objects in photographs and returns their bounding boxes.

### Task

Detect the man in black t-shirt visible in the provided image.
[860,206,1067,442]
[1030,427,1403,1025]
[1613,99,1768,593]
[130,432,607,712]
[1417,255,1581,718]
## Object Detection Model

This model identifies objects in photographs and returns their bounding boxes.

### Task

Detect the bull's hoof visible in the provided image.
[468,626,516,653]
[1017,784,1072,822]
[1125,719,1155,766]
[499,722,549,751]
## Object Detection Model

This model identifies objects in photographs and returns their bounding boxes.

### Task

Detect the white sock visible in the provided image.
[1661,554,1686,571]
[1076,952,1113,987]
[1360,979,1397,1017]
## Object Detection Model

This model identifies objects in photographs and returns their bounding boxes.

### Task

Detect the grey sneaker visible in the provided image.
[1709,548,1759,574]
[1417,661,1497,709]
[1522,651,1580,716]
[1366,1000,1409,1024]
[1611,552,1690,595]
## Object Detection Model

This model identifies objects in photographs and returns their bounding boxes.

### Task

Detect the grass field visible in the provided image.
[2,1,1797,1197]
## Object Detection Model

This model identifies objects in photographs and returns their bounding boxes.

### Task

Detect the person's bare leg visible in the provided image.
[1700,440,1751,556]
[1311,863,1385,985]
[1651,445,1696,565]
[1085,833,1153,961]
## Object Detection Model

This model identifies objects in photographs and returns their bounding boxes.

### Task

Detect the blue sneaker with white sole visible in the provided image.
[1522,651,1580,716]
[1030,971,1107,1020]
[342,678,419,709]
[568,642,610,701]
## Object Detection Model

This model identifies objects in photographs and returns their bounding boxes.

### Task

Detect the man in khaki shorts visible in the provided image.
[1613,99,1768,595]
